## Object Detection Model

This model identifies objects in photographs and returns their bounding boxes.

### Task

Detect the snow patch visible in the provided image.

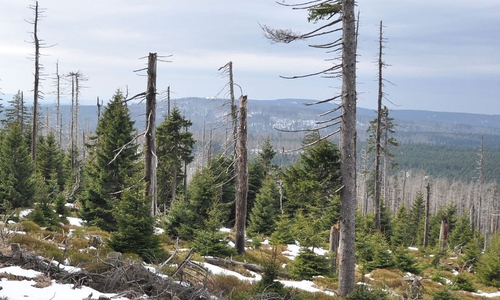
[67,217,83,227]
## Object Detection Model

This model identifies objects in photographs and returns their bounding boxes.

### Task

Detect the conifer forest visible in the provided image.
[0,1,499,299]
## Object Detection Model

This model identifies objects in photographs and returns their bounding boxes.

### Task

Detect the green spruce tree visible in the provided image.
[248,175,281,237]
[109,177,163,262]
[79,90,140,232]
[156,106,195,210]
[0,123,35,208]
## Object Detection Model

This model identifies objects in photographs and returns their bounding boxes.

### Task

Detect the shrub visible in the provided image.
[209,275,253,300]
[432,289,459,300]
[19,220,41,233]
[289,248,330,280]
[452,273,476,292]
[476,232,500,287]
[393,246,420,274]
[345,286,389,300]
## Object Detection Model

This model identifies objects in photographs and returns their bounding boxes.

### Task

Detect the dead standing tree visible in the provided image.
[145,53,158,216]
[235,95,248,254]
[27,1,49,164]
[262,0,357,296]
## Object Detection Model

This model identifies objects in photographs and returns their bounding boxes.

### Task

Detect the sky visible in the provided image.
[1,0,500,115]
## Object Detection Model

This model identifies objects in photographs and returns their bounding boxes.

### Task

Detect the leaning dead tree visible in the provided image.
[262,0,357,296]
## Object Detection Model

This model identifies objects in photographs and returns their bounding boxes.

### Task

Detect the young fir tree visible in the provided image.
[476,232,500,287]
[191,199,235,257]
[391,204,411,247]
[247,137,277,220]
[156,106,195,210]
[0,123,35,208]
[36,133,66,191]
[79,90,140,232]
[164,157,232,239]
[29,171,59,227]
[2,91,32,133]
[282,132,341,219]
[109,177,163,262]
[408,192,425,247]
[247,175,281,237]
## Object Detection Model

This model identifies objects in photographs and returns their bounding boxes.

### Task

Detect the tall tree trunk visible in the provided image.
[31,1,40,164]
[235,95,248,254]
[145,53,158,216]
[338,0,357,295]
[374,20,383,230]
[55,62,62,146]
[423,182,431,247]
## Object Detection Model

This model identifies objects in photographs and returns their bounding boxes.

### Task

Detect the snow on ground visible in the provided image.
[408,247,419,251]
[200,262,262,282]
[280,279,335,296]
[0,266,130,300]
[282,243,328,260]
[472,291,500,298]
[67,217,83,227]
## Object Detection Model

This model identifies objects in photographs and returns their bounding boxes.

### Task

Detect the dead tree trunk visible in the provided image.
[338,0,357,295]
[439,216,449,248]
[235,95,248,255]
[423,182,431,247]
[30,1,41,164]
[55,62,62,146]
[374,20,384,230]
[329,224,340,269]
[145,53,158,216]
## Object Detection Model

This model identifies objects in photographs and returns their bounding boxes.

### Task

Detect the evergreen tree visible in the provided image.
[476,232,500,287]
[2,91,31,132]
[37,133,66,191]
[270,214,295,245]
[109,178,163,262]
[79,90,140,232]
[247,137,277,220]
[282,132,341,218]
[191,200,235,257]
[247,175,281,237]
[164,157,233,239]
[28,171,59,227]
[448,214,473,250]
[0,123,35,208]
[408,192,425,246]
[156,106,195,210]
[391,204,410,247]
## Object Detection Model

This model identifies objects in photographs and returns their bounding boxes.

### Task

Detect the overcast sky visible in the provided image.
[1,0,499,115]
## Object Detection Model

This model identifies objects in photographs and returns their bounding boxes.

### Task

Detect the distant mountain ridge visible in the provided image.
[16,97,500,147]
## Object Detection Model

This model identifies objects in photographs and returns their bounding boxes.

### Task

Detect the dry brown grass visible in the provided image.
[32,275,52,288]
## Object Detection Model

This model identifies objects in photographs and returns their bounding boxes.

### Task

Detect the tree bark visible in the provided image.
[31,1,40,164]
[338,0,357,296]
[235,95,248,254]
[145,53,158,216]
[374,20,383,230]
[423,182,431,247]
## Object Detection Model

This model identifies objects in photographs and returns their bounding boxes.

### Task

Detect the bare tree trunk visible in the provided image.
[70,74,75,170]
[31,1,41,164]
[235,95,248,255]
[374,20,384,230]
[167,86,171,117]
[477,135,484,236]
[329,224,340,269]
[338,0,357,295]
[145,53,158,216]
[439,216,449,248]
[55,62,62,146]
[423,182,431,247]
